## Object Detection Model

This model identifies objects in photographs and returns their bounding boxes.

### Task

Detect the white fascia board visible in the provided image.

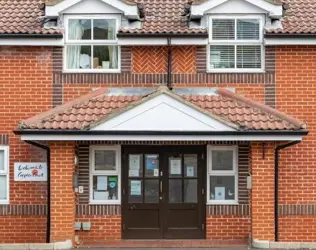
[118,37,208,45]
[45,0,138,19]
[265,38,316,45]
[20,134,304,142]
[0,38,64,46]
[191,0,282,18]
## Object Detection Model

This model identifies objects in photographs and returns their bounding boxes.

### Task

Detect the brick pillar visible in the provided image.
[251,142,275,241]
[49,142,75,243]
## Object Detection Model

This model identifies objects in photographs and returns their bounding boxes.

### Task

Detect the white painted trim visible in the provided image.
[265,38,316,45]
[20,134,304,142]
[206,145,238,205]
[0,38,64,46]
[89,145,121,205]
[0,240,73,250]
[191,0,282,18]
[45,0,139,19]
[0,146,9,205]
[117,37,209,46]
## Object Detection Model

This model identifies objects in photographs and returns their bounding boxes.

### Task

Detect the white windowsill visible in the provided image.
[0,200,9,205]
[63,69,121,74]
[89,200,121,205]
[207,69,265,74]
[207,201,239,205]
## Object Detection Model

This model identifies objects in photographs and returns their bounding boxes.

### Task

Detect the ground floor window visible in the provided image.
[89,145,121,204]
[0,146,9,204]
[207,145,238,204]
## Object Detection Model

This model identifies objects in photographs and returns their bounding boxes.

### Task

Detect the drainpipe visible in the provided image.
[167,37,172,90]
[274,140,300,242]
[25,140,50,244]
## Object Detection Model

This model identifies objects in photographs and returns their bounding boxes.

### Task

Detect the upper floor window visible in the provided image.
[208,16,264,73]
[64,15,120,73]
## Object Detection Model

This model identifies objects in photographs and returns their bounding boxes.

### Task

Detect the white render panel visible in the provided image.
[206,0,267,14]
[91,94,235,131]
[61,0,122,14]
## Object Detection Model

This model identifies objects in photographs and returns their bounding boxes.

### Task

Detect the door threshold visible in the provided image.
[79,239,248,248]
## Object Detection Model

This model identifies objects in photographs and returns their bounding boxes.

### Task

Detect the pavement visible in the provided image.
[74,248,252,250]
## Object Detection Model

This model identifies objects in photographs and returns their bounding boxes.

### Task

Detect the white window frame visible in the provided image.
[207,15,265,73]
[63,14,121,73]
[207,145,238,205]
[89,145,121,205]
[0,146,9,204]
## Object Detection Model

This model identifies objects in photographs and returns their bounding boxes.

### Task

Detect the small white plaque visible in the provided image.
[129,169,139,177]
[215,187,225,200]
[14,162,47,181]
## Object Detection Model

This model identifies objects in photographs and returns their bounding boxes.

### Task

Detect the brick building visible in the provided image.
[0,0,315,248]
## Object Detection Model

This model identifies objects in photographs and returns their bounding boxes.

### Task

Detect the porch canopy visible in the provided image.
[15,86,307,141]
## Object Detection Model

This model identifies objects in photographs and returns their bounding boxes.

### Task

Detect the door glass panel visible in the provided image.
[129,180,143,203]
[129,154,143,177]
[169,157,182,177]
[184,154,197,178]
[169,179,182,203]
[184,179,197,203]
[145,180,159,203]
[145,154,159,178]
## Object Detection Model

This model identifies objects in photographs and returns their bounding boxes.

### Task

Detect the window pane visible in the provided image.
[93,19,116,40]
[0,151,4,171]
[0,176,6,200]
[212,19,235,40]
[92,175,118,201]
[212,150,234,171]
[93,46,119,70]
[145,155,159,178]
[237,19,260,40]
[67,45,91,69]
[210,176,235,201]
[95,150,116,171]
[184,154,197,178]
[237,45,262,69]
[129,180,142,203]
[144,180,159,203]
[210,45,235,69]
[169,179,182,203]
[68,19,91,40]
[184,179,197,203]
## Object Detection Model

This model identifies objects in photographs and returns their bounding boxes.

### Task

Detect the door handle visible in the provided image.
[160,181,163,193]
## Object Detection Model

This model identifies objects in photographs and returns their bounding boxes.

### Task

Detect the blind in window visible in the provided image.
[237,45,261,69]
[237,19,260,40]
[212,19,235,40]
[210,45,235,69]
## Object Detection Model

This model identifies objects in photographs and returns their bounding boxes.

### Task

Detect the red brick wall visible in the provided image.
[276,45,316,241]
[206,216,250,240]
[75,216,121,244]
[0,46,53,243]
[251,142,275,241]
[50,142,75,243]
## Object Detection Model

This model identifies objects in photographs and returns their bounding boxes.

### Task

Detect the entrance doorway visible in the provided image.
[122,146,206,239]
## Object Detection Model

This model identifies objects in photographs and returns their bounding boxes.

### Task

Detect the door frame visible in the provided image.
[121,145,207,239]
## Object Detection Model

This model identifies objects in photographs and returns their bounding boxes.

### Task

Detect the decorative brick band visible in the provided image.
[0,205,47,216]
[279,204,316,216]
[0,134,9,145]
[55,72,275,85]
[76,205,121,216]
[207,205,250,216]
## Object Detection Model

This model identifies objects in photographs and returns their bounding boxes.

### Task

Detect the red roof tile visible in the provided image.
[19,87,306,131]
[0,0,62,35]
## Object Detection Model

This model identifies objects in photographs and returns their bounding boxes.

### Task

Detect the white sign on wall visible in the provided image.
[14,162,47,181]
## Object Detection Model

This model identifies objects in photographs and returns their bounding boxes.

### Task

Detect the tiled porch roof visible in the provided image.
[18,87,306,131]
[0,0,315,36]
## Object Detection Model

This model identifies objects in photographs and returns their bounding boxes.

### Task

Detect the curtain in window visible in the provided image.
[108,26,118,69]
[67,20,84,69]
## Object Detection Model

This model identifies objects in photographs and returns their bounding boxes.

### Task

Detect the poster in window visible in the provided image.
[97,176,107,191]
[170,158,181,175]
[186,166,194,177]
[215,187,225,200]
[146,155,158,170]
[130,180,141,196]
[129,155,141,170]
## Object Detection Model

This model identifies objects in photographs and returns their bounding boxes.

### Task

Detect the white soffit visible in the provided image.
[61,0,122,14]
[206,0,267,14]
[191,0,282,18]
[45,0,139,19]
[91,93,236,132]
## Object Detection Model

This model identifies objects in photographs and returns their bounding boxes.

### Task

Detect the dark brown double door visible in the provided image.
[122,146,206,239]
